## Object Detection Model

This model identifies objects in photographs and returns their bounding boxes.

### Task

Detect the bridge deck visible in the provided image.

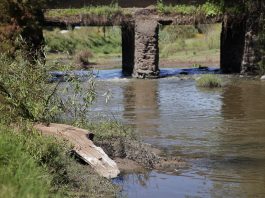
[44,8,222,27]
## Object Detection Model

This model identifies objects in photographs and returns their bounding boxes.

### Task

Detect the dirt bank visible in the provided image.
[95,137,186,174]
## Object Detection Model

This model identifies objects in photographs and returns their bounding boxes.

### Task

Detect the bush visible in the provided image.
[74,50,93,69]
[0,0,47,58]
[0,51,56,122]
[196,74,222,88]
[0,123,118,198]
[0,126,58,198]
[44,27,121,57]
[45,32,77,54]
[0,47,96,125]
[83,119,135,141]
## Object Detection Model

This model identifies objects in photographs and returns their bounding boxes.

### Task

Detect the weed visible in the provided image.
[44,27,121,58]
[46,4,123,18]
[159,24,221,61]
[74,50,93,69]
[83,119,135,141]
[0,123,118,198]
[0,125,59,198]
[156,0,221,16]
[196,74,222,88]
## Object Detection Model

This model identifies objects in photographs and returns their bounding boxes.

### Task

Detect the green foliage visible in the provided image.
[0,50,56,122]
[0,125,59,198]
[156,0,222,17]
[157,1,197,15]
[46,4,123,18]
[60,74,96,126]
[0,44,96,124]
[75,50,93,68]
[0,123,118,197]
[44,27,121,56]
[201,1,222,17]
[0,0,47,56]
[196,74,222,88]
[46,35,77,54]
[160,24,221,59]
[83,119,135,141]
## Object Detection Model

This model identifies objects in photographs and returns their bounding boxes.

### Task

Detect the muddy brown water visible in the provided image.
[81,69,265,198]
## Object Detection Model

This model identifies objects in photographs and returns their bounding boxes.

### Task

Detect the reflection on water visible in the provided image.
[88,70,265,198]
[122,80,160,137]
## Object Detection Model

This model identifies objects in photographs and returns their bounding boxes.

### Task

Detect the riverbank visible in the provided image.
[0,119,186,197]
[0,123,118,198]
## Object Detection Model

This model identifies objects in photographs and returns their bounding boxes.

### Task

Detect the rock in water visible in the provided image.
[261,75,265,80]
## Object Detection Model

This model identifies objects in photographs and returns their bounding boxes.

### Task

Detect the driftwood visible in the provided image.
[34,123,120,179]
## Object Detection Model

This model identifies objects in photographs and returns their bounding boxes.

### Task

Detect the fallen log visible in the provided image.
[34,123,120,179]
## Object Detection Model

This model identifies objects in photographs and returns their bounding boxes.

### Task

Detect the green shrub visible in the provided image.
[196,74,222,88]
[156,0,221,16]
[0,51,56,122]
[74,50,93,68]
[83,120,135,141]
[0,47,96,125]
[46,4,122,18]
[0,123,118,198]
[0,0,47,57]
[44,27,121,57]
[0,126,59,198]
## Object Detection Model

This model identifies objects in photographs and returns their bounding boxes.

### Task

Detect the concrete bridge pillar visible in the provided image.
[241,2,264,74]
[133,19,160,78]
[220,15,246,73]
[122,23,135,76]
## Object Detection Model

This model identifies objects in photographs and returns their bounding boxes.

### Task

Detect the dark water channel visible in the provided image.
[83,68,265,198]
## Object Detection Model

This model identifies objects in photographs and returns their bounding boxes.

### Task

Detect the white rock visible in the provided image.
[260,75,265,80]
[60,30,69,34]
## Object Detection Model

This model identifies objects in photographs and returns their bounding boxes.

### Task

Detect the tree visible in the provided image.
[0,0,48,58]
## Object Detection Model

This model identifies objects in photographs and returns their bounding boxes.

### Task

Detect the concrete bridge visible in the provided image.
[44,2,263,78]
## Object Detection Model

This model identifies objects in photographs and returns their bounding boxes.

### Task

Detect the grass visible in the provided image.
[0,49,119,197]
[159,23,221,65]
[156,1,222,17]
[83,120,135,141]
[44,26,121,70]
[46,4,124,18]
[45,2,221,18]
[0,123,118,198]
[0,129,55,198]
[196,74,222,88]
[44,23,221,70]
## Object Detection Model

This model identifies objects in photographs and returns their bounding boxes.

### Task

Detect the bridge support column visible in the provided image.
[241,2,264,74]
[133,19,159,79]
[122,23,135,76]
[220,15,246,73]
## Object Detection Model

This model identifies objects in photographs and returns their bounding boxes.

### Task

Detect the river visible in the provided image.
[85,68,265,198]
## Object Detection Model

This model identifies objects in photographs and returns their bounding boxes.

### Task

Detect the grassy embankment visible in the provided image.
[0,123,119,198]
[0,50,134,197]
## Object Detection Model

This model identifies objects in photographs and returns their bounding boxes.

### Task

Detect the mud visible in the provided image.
[95,138,187,173]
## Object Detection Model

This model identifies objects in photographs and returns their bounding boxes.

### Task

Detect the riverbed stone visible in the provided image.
[260,75,265,80]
